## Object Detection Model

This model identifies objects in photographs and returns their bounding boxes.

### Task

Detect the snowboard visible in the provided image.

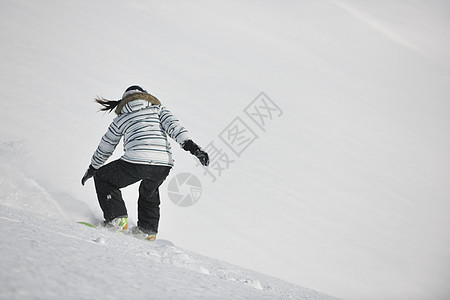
[77,221,99,228]
[77,221,156,241]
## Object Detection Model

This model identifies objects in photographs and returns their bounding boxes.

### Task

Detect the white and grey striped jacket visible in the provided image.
[91,99,190,169]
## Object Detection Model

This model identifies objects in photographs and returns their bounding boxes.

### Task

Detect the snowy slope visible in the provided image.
[0,204,336,300]
[1,0,450,299]
[0,144,338,300]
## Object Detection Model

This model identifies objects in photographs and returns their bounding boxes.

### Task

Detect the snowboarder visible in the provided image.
[81,85,209,240]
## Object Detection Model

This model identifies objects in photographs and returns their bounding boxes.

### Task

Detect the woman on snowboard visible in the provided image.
[81,85,209,240]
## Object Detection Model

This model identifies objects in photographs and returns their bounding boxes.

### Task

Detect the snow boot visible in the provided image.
[104,217,128,231]
[131,226,157,241]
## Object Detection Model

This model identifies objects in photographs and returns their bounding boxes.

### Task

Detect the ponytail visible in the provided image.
[95,97,121,113]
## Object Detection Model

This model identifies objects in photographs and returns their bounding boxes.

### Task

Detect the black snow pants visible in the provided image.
[93,159,171,233]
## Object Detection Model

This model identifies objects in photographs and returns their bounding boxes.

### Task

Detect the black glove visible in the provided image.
[182,140,210,166]
[81,165,97,186]
[193,148,209,166]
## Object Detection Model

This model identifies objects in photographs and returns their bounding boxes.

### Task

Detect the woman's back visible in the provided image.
[92,97,190,168]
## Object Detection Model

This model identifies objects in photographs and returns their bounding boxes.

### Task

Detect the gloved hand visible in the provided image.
[182,140,210,166]
[81,165,97,186]
[193,148,209,166]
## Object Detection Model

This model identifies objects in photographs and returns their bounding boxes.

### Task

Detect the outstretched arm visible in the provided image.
[81,121,122,185]
[159,106,209,166]
[159,106,191,144]
[90,121,122,169]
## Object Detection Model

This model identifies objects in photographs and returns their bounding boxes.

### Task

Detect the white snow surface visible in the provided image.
[1,0,450,299]
[0,204,333,300]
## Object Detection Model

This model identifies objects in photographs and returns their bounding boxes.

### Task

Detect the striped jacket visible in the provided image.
[91,99,190,168]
